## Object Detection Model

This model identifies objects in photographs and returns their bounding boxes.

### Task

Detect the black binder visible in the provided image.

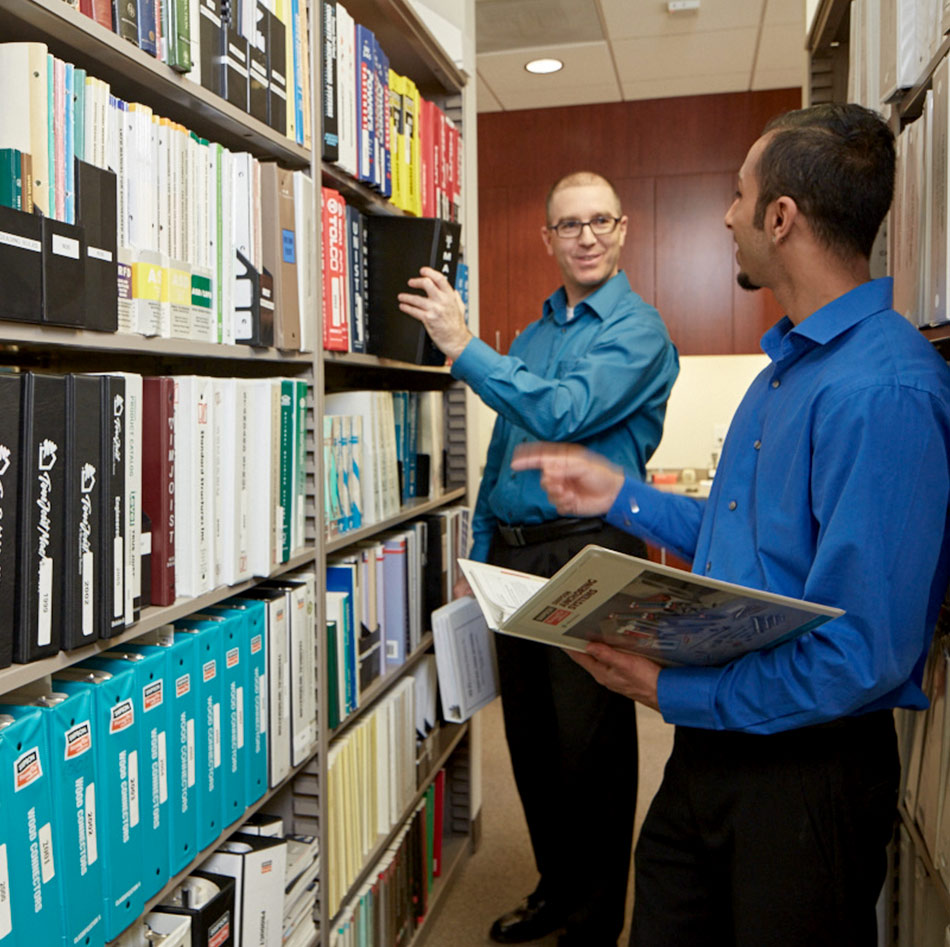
[233,249,263,347]
[63,374,102,651]
[14,373,66,663]
[248,2,269,123]
[0,374,22,667]
[41,216,86,327]
[99,374,127,638]
[76,159,119,333]
[199,0,227,99]
[0,205,43,325]
[266,8,287,135]
[365,217,461,365]
[321,0,339,161]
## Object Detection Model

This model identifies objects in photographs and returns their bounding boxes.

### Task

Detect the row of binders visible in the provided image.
[0,574,318,945]
[325,505,471,730]
[321,0,463,220]
[890,52,950,328]
[0,42,313,349]
[0,370,311,667]
[74,0,312,147]
[321,186,463,363]
[330,769,447,946]
[323,388,458,540]
[112,808,320,947]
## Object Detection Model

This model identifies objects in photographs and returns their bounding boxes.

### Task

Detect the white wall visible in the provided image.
[648,354,769,471]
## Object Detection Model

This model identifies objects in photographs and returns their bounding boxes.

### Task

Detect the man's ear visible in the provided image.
[769,196,798,245]
[541,225,555,256]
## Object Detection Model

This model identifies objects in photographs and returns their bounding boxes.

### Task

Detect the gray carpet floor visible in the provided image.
[418,699,675,947]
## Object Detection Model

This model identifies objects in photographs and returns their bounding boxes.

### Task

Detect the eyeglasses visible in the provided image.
[547,215,622,239]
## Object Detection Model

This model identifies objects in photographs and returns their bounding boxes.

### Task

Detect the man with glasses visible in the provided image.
[399,171,679,947]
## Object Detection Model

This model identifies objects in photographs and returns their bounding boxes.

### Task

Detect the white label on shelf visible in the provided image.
[81,552,94,638]
[37,556,52,646]
[213,703,221,769]
[38,822,54,884]
[0,846,11,938]
[87,245,113,263]
[128,750,139,828]
[85,783,98,866]
[52,234,80,259]
[186,718,196,788]
[0,230,40,253]
[158,731,168,805]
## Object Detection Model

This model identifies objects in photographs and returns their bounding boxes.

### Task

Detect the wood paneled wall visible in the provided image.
[477,88,801,356]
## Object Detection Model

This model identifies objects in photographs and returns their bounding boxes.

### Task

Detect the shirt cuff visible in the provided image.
[451,336,501,389]
[657,665,722,730]
[606,476,648,530]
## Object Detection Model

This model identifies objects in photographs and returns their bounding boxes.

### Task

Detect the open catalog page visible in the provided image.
[459,545,843,667]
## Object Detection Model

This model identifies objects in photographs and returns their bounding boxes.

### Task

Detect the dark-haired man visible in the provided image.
[512,105,950,946]
[399,172,678,946]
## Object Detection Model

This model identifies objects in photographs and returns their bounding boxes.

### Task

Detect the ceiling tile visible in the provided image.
[476,72,505,111]
[476,0,604,54]
[620,72,752,101]
[756,23,807,73]
[476,42,621,110]
[612,29,758,82]
[600,0,765,41]
[764,0,805,26]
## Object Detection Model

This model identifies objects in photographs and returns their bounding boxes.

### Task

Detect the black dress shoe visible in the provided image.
[489,893,565,943]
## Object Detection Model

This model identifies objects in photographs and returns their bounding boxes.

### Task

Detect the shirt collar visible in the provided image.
[543,271,632,325]
[761,277,894,364]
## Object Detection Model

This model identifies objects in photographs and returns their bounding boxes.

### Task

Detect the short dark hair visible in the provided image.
[753,103,895,259]
[545,171,622,223]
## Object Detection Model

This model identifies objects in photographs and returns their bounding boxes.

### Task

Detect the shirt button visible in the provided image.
[728,500,737,511]
[705,561,712,572]
[753,439,761,450]
[771,379,781,389]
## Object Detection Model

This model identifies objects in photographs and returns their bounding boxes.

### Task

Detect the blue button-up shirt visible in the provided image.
[453,271,679,562]
[606,278,950,733]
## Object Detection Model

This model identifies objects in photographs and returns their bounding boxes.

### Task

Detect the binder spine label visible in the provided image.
[84,784,97,865]
[126,749,139,829]
[109,700,134,734]
[143,681,163,712]
[236,686,244,750]
[186,718,195,788]
[38,823,54,883]
[157,732,168,805]
[0,845,11,938]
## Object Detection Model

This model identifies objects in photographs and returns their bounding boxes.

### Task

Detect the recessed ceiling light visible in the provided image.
[525,58,563,75]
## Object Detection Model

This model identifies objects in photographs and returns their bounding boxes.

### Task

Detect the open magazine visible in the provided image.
[458,545,844,667]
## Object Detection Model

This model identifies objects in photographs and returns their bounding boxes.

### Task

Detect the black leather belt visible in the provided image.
[496,517,603,547]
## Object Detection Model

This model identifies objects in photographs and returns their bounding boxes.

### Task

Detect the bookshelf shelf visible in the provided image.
[329,631,435,742]
[0,325,317,365]
[321,162,410,217]
[898,34,950,122]
[0,0,311,166]
[0,548,317,694]
[898,805,950,921]
[325,488,466,554]
[412,833,471,947]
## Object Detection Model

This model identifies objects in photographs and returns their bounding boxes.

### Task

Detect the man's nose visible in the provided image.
[577,222,598,243]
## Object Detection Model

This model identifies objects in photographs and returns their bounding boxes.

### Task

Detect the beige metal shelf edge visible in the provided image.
[0,547,317,695]
[0,0,311,165]
[0,323,316,362]
[325,487,466,554]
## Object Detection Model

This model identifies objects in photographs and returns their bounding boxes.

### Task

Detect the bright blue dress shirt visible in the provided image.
[606,278,950,734]
[453,271,679,563]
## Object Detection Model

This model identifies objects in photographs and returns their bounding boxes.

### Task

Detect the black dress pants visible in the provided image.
[631,710,900,947]
[489,522,645,945]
